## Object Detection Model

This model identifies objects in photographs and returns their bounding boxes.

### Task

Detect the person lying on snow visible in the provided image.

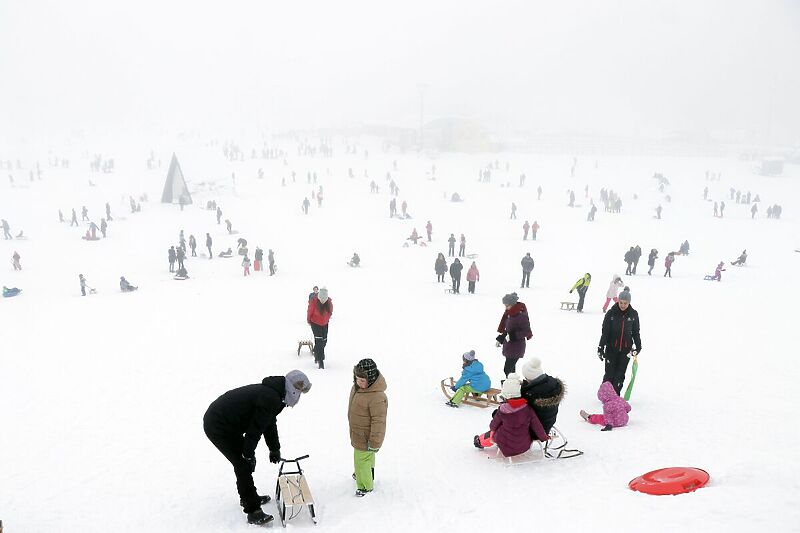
[473,374,548,456]
[446,350,491,407]
[3,286,21,297]
[174,266,189,279]
[218,247,233,258]
[580,381,630,431]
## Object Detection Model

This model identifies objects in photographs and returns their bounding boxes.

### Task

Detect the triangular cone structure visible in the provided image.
[161,153,192,204]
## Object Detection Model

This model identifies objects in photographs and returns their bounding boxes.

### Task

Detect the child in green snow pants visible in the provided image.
[451,384,478,405]
[354,449,376,490]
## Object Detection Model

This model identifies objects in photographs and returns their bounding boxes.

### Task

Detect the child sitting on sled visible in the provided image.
[446,350,491,407]
[473,374,549,457]
[580,381,631,431]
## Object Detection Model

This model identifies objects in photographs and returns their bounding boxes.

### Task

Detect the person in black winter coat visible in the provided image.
[520,357,564,434]
[449,258,463,293]
[647,249,658,275]
[203,371,311,525]
[631,245,642,274]
[624,247,635,275]
[520,253,534,288]
[176,246,186,270]
[597,289,641,395]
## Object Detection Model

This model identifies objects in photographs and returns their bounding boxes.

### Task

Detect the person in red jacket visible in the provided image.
[307,287,333,369]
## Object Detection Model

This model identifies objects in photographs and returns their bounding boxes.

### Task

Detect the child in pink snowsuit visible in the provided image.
[581,381,631,431]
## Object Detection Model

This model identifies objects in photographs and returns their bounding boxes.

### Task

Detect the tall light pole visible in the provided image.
[417,83,428,152]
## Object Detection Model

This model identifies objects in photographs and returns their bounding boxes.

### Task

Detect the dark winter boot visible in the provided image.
[445,400,459,408]
[241,495,271,507]
[355,488,373,497]
[601,424,613,432]
[318,359,324,369]
[246,508,274,525]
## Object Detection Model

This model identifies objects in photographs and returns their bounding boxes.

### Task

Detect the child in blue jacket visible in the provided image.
[446,350,491,407]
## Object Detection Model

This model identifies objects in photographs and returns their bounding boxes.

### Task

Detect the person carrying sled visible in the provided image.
[580,381,630,431]
[496,292,532,376]
[569,272,591,312]
[446,350,491,407]
[119,276,138,292]
[520,357,564,434]
[449,258,463,293]
[598,288,641,396]
[435,253,447,283]
[602,275,624,313]
[731,249,747,266]
[348,358,388,497]
[476,375,548,457]
[307,287,332,369]
[203,370,311,525]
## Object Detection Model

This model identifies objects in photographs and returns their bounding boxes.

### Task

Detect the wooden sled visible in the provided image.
[275,455,316,527]
[441,377,501,408]
[297,340,314,356]
[560,301,576,311]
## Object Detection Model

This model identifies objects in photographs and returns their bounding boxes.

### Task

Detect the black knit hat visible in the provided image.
[354,358,379,387]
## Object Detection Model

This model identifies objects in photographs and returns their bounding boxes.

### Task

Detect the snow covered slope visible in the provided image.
[1,143,799,532]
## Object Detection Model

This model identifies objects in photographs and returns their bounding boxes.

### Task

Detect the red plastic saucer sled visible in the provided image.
[629,467,710,495]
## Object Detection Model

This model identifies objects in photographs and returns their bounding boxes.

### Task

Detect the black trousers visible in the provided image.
[664,266,671,277]
[451,276,461,293]
[576,286,587,311]
[521,271,531,287]
[503,357,518,377]
[437,273,445,282]
[207,246,212,259]
[603,351,630,395]
[625,262,632,275]
[310,322,328,361]
[203,415,259,513]
[468,280,476,293]
[269,262,275,275]
[647,263,654,275]
[169,261,175,272]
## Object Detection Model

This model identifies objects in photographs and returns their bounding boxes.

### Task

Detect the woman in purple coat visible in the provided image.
[495,293,533,376]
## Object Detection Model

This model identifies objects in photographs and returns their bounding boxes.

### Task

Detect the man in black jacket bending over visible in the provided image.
[203,370,311,525]
[598,288,641,395]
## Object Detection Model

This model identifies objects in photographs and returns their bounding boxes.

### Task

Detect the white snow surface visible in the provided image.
[1,144,799,532]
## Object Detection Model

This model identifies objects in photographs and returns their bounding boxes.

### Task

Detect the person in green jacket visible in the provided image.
[569,273,591,313]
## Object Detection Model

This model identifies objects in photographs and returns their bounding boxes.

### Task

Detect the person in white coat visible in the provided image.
[602,275,624,313]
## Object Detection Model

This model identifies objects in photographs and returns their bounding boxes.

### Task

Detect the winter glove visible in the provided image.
[242,454,256,472]
[495,334,507,345]
[450,386,457,392]
[269,449,282,464]
[367,447,380,453]
[629,350,638,358]
[597,347,605,361]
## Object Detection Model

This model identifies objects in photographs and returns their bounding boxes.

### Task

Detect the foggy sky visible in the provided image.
[1,0,798,144]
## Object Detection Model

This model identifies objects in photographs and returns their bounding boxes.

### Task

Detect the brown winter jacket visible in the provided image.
[348,374,388,451]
